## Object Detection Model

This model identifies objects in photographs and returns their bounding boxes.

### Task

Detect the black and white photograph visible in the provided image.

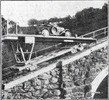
[1,0,108,99]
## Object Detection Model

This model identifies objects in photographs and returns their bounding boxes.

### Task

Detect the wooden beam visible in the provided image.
[28,43,35,61]
[19,43,26,62]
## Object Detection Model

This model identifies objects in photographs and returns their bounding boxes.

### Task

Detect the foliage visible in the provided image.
[26,3,107,35]
[28,19,38,26]
[20,26,39,35]
[1,17,21,35]
[2,3,107,36]
[2,17,7,35]
[57,3,108,36]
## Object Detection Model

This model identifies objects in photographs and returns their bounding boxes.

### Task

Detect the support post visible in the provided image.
[16,23,17,34]
[19,43,26,62]
[93,32,95,38]
[56,61,66,99]
[28,43,35,61]
[104,28,107,36]
[7,19,9,35]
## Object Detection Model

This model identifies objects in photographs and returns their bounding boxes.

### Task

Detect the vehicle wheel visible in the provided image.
[65,31,71,37]
[42,29,50,36]
[51,26,58,35]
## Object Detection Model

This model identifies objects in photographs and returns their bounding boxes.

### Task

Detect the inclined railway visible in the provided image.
[2,27,108,93]
[2,42,89,83]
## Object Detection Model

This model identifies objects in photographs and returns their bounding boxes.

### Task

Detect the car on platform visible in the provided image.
[39,23,72,37]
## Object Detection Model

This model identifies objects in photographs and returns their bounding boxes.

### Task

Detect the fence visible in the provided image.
[80,27,108,40]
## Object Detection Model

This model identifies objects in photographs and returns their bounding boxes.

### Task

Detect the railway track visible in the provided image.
[2,27,108,90]
[3,38,107,86]
[2,43,80,83]
[3,40,107,90]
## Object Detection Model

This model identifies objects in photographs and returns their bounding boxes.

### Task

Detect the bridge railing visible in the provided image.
[80,27,108,40]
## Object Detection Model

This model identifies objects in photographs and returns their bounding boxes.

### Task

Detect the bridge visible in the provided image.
[2,27,108,99]
[91,66,108,98]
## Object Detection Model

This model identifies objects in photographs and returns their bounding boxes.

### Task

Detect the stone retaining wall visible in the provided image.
[2,46,107,99]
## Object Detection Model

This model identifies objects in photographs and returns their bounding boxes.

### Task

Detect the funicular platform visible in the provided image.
[2,26,108,91]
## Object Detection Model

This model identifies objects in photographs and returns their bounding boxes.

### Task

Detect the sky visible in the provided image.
[1,0,107,26]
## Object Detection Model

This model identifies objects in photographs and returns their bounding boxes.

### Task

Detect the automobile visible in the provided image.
[39,23,72,37]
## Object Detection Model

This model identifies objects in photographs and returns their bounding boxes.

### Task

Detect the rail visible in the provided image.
[2,27,108,90]
[4,40,108,90]
[80,27,108,39]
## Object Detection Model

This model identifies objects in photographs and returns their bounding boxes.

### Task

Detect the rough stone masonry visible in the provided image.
[2,46,107,99]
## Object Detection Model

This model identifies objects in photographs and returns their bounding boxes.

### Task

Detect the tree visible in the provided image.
[101,3,108,20]
[48,17,58,22]
[8,20,16,33]
[2,17,7,35]
[8,20,21,34]
[28,19,38,27]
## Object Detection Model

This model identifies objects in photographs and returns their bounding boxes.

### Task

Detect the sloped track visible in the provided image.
[2,27,108,91]
[3,40,108,90]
